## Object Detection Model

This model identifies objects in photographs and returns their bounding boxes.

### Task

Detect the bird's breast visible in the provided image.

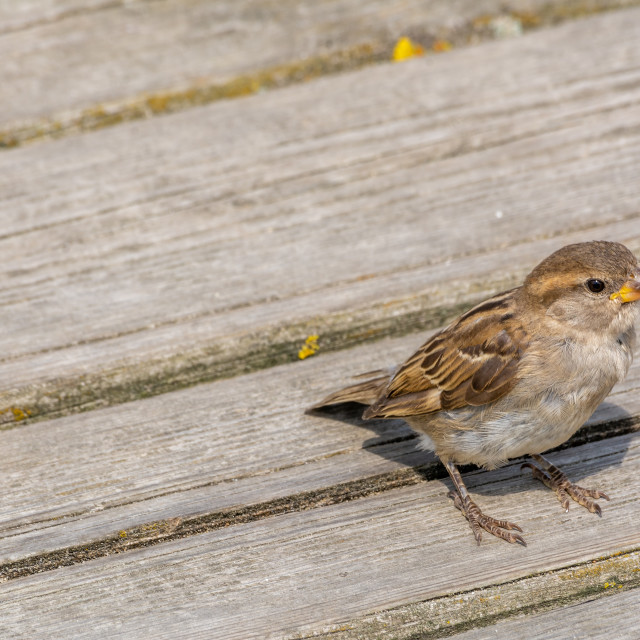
[412,331,633,469]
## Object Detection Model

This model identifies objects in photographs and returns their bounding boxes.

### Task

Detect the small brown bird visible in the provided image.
[312,241,640,545]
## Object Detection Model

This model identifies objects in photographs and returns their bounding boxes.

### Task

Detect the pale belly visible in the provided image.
[438,398,599,468]
[412,333,633,469]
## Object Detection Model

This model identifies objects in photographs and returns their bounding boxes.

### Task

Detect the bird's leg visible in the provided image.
[522,454,610,516]
[444,461,526,546]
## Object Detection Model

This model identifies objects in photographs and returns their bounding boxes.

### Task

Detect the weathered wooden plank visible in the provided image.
[0,435,639,639]
[1,325,639,569]
[2,0,636,145]
[313,551,640,639]
[1,9,640,424]
[0,332,427,566]
[0,0,110,32]
[450,587,640,640]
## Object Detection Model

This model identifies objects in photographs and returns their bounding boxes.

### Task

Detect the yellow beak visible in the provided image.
[611,269,640,303]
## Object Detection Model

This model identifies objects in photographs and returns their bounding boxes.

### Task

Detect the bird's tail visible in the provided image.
[310,368,393,410]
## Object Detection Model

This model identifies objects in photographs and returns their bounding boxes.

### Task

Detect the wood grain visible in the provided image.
[2,9,640,424]
[0,434,639,639]
[1,327,639,567]
[2,0,635,141]
[4,5,640,638]
[450,587,640,640]
[313,550,640,639]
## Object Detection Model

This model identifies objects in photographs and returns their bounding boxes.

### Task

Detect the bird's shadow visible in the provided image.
[307,401,636,498]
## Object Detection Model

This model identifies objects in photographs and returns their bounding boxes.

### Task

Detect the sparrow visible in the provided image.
[312,241,640,545]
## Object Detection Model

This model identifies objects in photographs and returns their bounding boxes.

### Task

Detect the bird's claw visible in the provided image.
[448,491,526,546]
[522,460,609,516]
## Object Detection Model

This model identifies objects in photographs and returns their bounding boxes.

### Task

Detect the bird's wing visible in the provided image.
[363,289,529,419]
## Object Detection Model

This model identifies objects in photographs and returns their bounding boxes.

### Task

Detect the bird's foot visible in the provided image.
[522,458,609,516]
[448,491,526,546]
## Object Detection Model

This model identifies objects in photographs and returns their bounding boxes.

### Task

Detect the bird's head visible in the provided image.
[522,241,640,336]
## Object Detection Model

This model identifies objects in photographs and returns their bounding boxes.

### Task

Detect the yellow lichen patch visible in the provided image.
[563,561,608,580]
[392,37,424,62]
[511,11,541,28]
[118,530,127,538]
[298,335,320,360]
[0,407,33,422]
[432,39,453,53]
[12,407,32,421]
[603,581,624,589]
[561,552,640,585]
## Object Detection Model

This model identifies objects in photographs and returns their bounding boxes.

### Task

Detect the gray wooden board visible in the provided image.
[2,9,640,422]
[1,327,640,564]
[450,588,640,640]
[0,334,425,558]
[3,5,640,637]
[0,434,639,639]
[1,0,633,130]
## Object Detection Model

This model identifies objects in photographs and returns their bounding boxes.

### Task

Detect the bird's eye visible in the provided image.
[586,279,605,293]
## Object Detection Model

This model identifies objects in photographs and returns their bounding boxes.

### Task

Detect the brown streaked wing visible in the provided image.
[362,388,441,419]
[365,289,528,419]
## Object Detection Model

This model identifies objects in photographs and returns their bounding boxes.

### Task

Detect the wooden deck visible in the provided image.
[2,2,640,637]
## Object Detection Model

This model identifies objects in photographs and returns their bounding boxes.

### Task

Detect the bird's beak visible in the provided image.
[611,267,640,303]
